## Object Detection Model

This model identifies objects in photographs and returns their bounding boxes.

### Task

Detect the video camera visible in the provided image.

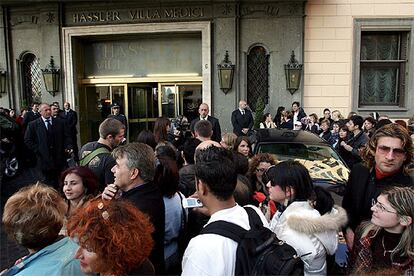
[171,115,191,135]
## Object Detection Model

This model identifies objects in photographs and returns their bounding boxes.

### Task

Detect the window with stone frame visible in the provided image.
[247,46,269,112]
[359,31,408,107]
[21,53,43,105]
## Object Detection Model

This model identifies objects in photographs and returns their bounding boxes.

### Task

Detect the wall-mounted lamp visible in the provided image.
[0,69,7,97]
[284,50,303,95]
[42,56,60,97]
[217,51,235,94]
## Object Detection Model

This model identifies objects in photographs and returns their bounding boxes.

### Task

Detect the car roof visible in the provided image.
[254,128,330,146]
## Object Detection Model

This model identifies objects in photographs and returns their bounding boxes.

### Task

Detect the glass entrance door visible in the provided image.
[79,84,126,144]
[178,84,202,122]
[80,82,201,144]
[160,83,202,122]
[127,83,158,140]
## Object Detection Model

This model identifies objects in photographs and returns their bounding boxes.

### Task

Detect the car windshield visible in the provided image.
[257,143,341,162]
[257,142,349,185]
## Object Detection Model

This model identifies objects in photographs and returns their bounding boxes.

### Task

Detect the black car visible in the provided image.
[252,128,349,198]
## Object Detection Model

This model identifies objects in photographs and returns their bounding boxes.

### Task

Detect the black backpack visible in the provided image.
[200,206,304,276]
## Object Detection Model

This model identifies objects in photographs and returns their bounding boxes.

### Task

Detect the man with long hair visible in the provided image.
[342,123,414,250]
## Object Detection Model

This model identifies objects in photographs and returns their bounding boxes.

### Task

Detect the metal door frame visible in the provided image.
[158,82,202,118]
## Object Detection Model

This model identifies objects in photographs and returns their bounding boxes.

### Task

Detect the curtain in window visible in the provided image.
[360,34,399,105]
[360,67,397,105]
[361,34,399,60]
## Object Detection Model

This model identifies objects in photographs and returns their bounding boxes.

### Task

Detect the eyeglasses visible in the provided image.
[371,198,397,214]
[377,145,406,158]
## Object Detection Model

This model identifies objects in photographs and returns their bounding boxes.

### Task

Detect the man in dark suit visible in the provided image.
[108,103,127,128]
[21,102,41,168]
[22,102,40,129]
[102,143,165,274]
[190,103,222,142]
[231,100,254,136]
[63,102,79,161]
[52,101,65,118]
[24,103,72,188]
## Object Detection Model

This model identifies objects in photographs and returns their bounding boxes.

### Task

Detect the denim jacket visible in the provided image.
[4,237,90,276]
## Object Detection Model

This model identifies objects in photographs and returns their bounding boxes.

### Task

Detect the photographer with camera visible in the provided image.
[171,115,192,149]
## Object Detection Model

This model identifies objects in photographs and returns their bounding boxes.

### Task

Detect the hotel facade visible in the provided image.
[0,0,412,142]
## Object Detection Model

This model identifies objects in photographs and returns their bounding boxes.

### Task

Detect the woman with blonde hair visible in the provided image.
[2,183,86,276]
[220,132,237,150]
[349,186,414,274]
[331,110,344,122]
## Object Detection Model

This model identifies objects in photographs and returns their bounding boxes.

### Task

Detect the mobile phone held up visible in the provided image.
[182,197,203,208]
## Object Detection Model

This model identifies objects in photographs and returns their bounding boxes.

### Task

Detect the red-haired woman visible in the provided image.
[60,166,100,217]
[67,199,155,275]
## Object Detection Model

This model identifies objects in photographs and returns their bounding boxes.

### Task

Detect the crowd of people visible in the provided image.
[0,100,413,275]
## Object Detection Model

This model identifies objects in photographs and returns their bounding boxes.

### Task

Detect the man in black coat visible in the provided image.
[291,101,307,129]
[190,103,222,142]
[231,100,254,136]
[102,142,165,274]
[342,123,413,250]
[22,102,40,129]
[63,102,79,161]
[107,103,128,129]
[24,103,72,188]
[340,115,369,169]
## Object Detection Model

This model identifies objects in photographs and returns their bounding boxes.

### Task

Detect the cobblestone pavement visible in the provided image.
[0,167,39,270]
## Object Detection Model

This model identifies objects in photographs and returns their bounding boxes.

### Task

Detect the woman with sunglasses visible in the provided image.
[247,153,278,218]
[265,160,348,275]
[348,186,413,274]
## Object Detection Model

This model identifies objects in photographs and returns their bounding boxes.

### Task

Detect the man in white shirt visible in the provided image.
[181,145,268,276]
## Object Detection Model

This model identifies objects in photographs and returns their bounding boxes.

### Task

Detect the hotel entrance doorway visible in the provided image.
[79,82,202,144]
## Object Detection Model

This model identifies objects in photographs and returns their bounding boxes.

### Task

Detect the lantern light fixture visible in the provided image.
[284,50,303,95]
[217,51,235,94]
[42,56,60,97]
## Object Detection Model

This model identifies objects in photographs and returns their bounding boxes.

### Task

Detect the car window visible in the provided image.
[257,142,350,193]
[257,143,343,164]
[258,143,309,159]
